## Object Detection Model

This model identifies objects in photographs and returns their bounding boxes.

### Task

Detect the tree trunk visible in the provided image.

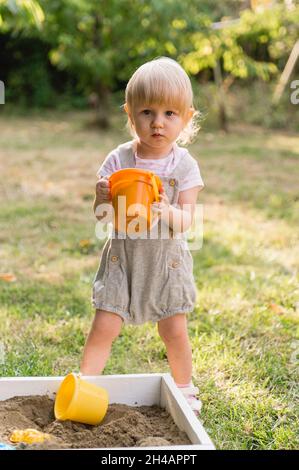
[93,82,110,129]
[91,13,110,128]
[213,60,229,132]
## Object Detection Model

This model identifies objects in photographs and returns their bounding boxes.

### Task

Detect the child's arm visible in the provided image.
[152,186,201,233]
[93,176,113,223]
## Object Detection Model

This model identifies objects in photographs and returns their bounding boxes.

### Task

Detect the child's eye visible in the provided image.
[166,111,175,116]
[142,110,151,115]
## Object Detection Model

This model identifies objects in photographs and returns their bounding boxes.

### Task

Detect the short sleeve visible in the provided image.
[179,156,205,192]
[96,149,121,178]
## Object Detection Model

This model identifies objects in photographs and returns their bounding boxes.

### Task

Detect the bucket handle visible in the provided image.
[110,173,161,202]
[150,174,160,202]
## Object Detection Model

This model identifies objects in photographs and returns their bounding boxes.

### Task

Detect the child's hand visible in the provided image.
[151,187,170,215]
[95,176,111,202]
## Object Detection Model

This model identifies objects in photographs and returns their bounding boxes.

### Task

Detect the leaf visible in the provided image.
[269,303,286,315]
[0,273,17,282]
[79,239,91,248]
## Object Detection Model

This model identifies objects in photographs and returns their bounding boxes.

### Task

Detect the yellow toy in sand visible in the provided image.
[10,428,51,444]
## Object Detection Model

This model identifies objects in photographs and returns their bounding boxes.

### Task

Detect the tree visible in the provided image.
[39,0,208,127]
[0,0,44,34]
[180,3,299,130]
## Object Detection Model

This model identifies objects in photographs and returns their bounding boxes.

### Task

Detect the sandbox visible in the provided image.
[0,373,215,450]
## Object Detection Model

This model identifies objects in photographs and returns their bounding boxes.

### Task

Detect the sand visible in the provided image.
[0,395,191,449]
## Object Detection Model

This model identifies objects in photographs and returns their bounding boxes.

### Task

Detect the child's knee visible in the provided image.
[158,316,188,343]
[92,309,123,341]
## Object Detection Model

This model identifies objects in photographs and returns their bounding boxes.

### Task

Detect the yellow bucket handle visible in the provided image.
[150,173,160,202]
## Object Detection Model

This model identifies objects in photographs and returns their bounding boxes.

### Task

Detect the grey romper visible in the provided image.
[92,141,197,325]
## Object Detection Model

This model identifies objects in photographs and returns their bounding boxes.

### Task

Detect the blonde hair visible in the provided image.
[124,57,201,146]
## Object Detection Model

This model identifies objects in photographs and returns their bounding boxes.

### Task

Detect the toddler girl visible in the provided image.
[80,57,205,415]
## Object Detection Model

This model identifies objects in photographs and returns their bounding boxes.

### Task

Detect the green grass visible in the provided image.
[0,110,298,449]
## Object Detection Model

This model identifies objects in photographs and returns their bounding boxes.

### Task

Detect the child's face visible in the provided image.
[125,103,193,151]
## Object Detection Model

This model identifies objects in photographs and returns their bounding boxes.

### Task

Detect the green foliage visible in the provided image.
[4,39,54,107]
[0,0,44,34]
[182,5,299,81]
[39,0,208,93]
[0,1,298,114]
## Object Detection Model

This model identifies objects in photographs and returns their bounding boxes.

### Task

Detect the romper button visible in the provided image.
[169,179,176,187]
[172,261,179,268]
[111,255,118,262]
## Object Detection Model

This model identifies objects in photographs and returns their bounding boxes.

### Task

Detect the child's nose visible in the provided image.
[151,114,164,128]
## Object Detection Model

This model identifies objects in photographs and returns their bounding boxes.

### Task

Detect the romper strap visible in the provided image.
[170,146,198,184]
[117,140,136,169]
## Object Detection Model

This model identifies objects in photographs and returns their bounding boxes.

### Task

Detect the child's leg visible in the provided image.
[80,309,123,375]
[157,314,192,385]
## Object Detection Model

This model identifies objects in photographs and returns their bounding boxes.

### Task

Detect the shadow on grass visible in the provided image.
[0,279,90,320]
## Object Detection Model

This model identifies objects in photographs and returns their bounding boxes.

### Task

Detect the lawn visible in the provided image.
[0,110,298,449]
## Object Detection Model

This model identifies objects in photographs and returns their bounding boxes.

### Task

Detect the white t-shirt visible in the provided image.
[97,141,204,192]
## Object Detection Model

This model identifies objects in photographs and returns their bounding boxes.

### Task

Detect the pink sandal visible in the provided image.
[178,384,202,416]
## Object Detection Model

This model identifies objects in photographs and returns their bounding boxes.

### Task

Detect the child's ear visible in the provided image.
[124,103,133,123]
[188,107,195,120]
[183,107,195,125]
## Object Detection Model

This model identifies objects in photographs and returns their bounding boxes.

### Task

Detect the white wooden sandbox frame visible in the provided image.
[0,373,215,450]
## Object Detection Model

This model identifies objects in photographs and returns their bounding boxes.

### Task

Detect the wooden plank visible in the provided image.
[160,375,215,449]
[81,374,162,406]
[0,376,60,399]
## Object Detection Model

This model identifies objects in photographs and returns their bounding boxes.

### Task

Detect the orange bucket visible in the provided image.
[109,169,162,234]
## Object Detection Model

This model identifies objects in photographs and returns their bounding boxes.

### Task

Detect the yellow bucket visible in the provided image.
[54,373,109,425]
